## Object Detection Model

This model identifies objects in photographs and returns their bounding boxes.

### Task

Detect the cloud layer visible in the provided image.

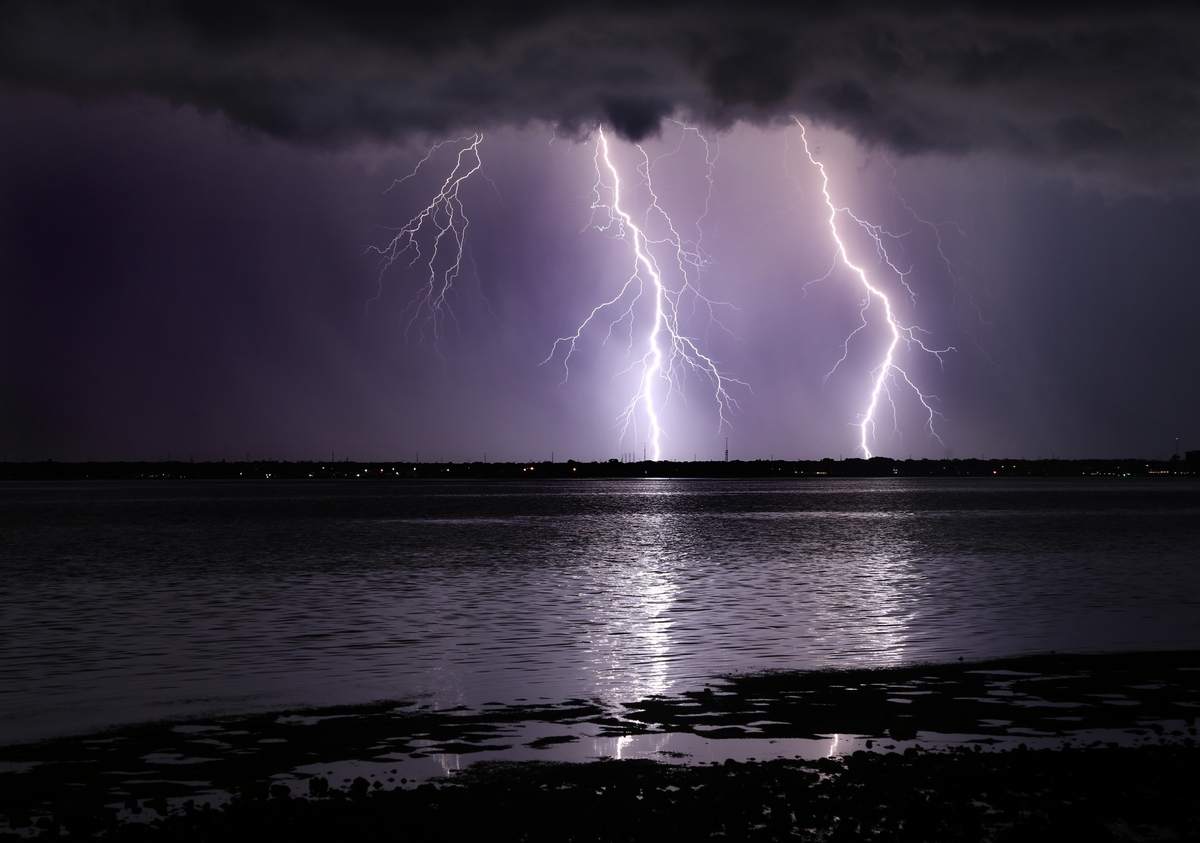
[2,1,1199,186]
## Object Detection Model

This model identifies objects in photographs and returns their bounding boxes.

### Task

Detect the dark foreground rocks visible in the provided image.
[6,744,1198,842]
[5,652,1200,841]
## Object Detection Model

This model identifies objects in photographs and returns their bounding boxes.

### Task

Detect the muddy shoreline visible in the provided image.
[3,650,1199,839]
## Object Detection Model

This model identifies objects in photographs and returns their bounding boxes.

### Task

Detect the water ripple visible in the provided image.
[2,478,1199,743]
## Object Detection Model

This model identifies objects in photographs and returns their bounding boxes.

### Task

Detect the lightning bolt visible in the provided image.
[885,162,998,372]
[793,118,955,459]
[543,125,745,461]
[367,133,485,341]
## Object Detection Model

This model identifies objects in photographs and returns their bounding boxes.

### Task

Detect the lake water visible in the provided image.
[2,478,1199,745]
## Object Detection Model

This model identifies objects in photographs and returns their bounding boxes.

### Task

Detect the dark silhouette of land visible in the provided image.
[1,455,1197,481]
[3,651,1199,840]
[10,746,1199,841]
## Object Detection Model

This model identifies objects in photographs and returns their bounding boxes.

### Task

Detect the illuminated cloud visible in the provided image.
[2,1,1199,188]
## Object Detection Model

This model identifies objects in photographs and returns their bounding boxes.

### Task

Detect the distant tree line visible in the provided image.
[1,455,1196,481]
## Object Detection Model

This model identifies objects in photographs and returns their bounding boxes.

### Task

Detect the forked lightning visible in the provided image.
[542,126,745,461]
[793,118,954,458]
[368,133,485,340]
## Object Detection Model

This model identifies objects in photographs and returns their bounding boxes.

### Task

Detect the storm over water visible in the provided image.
[2,478,1199,745]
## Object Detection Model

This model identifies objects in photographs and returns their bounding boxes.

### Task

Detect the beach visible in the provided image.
[3,650,1198,840]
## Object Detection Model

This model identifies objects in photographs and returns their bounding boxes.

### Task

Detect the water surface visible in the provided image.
[2,478,1198,744]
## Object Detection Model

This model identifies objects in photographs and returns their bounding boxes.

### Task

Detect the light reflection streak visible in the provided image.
[579,487,681,705]
[805,533,919,667]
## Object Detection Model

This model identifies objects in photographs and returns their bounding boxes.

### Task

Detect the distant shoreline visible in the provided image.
[1,456,1197,481]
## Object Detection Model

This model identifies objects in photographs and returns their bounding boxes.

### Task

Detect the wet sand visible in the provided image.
[2,650,1198,840]
[21,746,1199,842]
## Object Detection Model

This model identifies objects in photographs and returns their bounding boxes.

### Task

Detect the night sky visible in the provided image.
[2,1,1199,462]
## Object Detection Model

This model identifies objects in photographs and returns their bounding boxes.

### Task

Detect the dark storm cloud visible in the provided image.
[2,1,1200,188]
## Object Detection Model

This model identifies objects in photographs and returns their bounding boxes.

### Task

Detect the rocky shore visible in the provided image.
[8,745,1199,841]
[3,651,1198,841]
